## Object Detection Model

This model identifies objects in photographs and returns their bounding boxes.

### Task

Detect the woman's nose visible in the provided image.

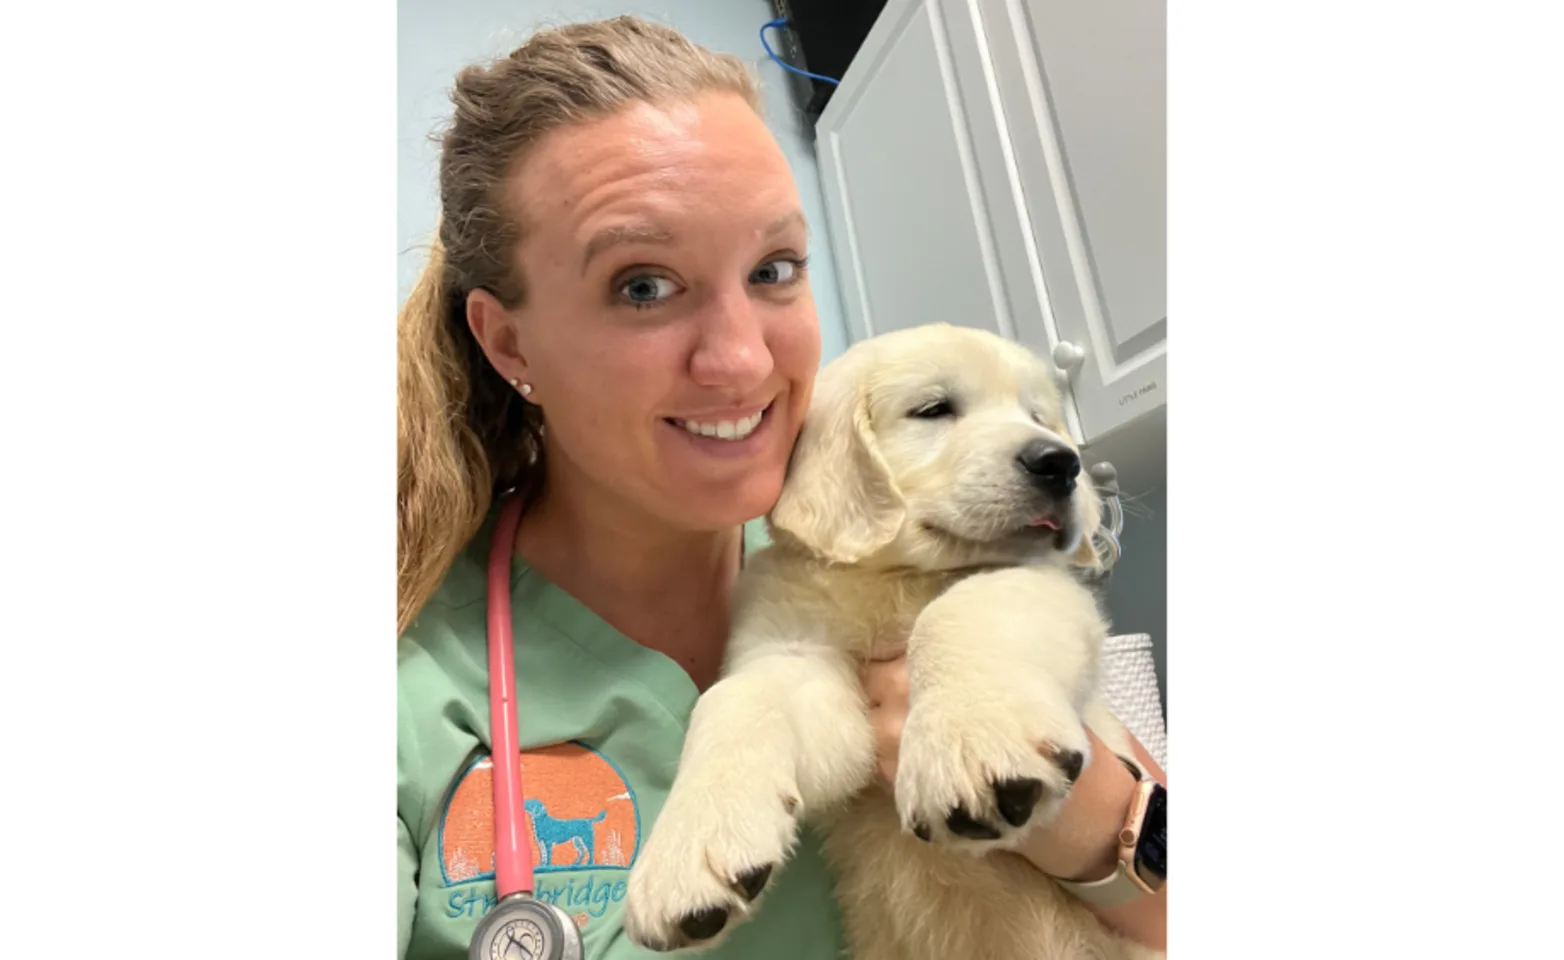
[688,290,774,393]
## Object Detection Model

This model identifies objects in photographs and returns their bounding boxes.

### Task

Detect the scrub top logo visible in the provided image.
[439,740,640,886]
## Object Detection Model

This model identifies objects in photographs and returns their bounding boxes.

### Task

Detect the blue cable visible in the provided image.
[760,17,840,86]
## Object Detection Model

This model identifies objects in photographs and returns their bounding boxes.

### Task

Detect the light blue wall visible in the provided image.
[396,0,850,363]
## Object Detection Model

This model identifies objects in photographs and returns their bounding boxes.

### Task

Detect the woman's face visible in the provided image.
[472,92,822,532]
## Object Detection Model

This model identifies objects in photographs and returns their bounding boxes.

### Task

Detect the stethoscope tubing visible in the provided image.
[486,493,533,899]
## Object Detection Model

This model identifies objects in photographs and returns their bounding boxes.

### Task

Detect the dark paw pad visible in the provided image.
[993,777,1044,827]
[732,863,773,901]
[1053,749,1085,783]
[944,806,1002,840]
[678,905,730,942]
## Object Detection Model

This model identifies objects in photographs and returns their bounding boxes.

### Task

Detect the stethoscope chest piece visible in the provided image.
[469,893,583,960]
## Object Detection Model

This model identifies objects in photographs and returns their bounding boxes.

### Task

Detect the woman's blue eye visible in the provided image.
[620,275,678,306]
[750,258,805,285]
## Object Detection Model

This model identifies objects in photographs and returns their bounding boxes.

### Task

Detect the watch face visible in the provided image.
[1134,782,1167,883]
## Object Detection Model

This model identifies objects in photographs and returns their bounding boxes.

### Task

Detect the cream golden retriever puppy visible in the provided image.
[624,323,1158,960]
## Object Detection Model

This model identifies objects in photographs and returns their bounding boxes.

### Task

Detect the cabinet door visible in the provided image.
[981,0,1166,442]
[814,0,1091,439]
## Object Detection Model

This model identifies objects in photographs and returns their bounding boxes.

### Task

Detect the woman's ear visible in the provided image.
[466,288,531,389]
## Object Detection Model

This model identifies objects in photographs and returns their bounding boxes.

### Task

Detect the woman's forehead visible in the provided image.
[511,95,800,252]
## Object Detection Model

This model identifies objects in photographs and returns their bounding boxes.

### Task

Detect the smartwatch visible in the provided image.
[1054,756,1166,907]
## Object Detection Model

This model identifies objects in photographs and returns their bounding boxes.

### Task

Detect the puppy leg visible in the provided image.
[895,565,1106,852]
[624,639,875,952]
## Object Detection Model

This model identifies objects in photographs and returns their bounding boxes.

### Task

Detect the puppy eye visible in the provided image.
[1030,408,1064,430]
[909,399,955,419]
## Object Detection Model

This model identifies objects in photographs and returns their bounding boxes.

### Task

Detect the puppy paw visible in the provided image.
[622,784,801,952]
[894,685,1089,853]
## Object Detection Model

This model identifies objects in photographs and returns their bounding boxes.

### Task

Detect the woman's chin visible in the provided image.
[675,470,787,531]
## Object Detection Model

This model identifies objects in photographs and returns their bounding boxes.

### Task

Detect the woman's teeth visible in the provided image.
[673,409,764,441]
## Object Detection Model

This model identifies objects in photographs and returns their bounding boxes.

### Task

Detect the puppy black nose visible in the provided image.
[1017,443,1080,496]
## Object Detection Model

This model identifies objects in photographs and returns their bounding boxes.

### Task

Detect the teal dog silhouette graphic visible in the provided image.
[525,797,608,867]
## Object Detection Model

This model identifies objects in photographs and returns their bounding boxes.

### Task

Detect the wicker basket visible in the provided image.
[1100,633,1167,771]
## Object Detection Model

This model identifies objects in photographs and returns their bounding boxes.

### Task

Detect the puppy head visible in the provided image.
[771,323,1103,571]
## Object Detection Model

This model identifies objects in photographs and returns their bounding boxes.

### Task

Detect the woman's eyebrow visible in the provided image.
[579,211,806,275]
[763,210,806,238]
[580,223,675,275]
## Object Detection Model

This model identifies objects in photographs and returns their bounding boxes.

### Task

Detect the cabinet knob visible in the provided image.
[1052,340,1086,375]
[1088,462,1119,499]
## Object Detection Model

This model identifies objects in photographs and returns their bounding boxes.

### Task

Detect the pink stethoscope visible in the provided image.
[468,493,584,960]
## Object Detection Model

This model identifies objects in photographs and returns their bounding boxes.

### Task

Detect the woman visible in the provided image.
[397,16,1166,959]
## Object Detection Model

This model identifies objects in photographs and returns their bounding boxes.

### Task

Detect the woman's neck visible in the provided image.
[512,465,743,689]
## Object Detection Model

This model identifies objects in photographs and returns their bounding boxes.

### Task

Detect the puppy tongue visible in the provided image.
[1028,516,1061,530]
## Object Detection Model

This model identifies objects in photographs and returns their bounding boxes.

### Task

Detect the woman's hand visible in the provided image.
[862,646,912,788]
[860,650,1167,951]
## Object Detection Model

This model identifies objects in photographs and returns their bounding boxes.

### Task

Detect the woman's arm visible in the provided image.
[862,654,1166,951]
[1011,727,1166,951]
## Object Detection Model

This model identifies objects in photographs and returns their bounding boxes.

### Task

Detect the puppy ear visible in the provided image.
[770,366,905,564]
[1071,531,1106,570]
[1070,454,1108,571]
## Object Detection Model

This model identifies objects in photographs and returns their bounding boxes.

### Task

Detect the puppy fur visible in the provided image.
[624,324,1162,959]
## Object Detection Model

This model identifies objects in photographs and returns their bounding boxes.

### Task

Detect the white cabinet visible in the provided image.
[814,0,1166,450]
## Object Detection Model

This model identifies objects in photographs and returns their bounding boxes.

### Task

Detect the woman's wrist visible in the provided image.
[1013,729,1168,952]
[1014,731,1139,881]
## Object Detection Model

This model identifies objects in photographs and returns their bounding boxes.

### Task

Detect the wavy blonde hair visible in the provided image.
[397,17,762,635]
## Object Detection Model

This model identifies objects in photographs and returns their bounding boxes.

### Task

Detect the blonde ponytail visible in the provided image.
[398,235,497,634]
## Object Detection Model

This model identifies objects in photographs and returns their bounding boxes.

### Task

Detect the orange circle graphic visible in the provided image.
[440,742,639,884]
